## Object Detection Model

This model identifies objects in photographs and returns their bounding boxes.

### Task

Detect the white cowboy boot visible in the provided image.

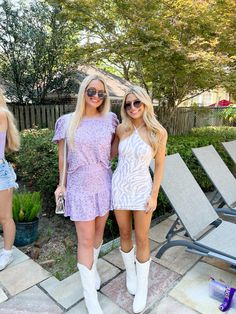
[94,242,103,290]
[133,258,151,313]
[77,262,103,314]
[120,247,137,295]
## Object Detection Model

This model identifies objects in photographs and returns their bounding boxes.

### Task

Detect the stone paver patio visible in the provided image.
[0,214,236,313]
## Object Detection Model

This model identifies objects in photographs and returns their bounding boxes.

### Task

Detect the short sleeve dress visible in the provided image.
[53,112,119,221]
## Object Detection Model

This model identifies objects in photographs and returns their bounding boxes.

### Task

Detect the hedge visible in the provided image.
[7,128,58,211]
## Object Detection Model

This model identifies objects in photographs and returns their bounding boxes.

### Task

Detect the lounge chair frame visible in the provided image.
[151,154,236,265]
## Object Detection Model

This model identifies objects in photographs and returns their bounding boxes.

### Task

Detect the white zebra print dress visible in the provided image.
[112,127,153,210]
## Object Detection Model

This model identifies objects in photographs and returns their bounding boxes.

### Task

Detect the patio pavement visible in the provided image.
[0,214,236,313]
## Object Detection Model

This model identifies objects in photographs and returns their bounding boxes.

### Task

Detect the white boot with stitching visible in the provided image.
[120,247,137,295]
[133,258,151,313]
[94,242,103,290]
[77,262,103,314]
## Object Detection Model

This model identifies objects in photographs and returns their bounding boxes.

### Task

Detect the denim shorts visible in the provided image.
[0,159,18,191]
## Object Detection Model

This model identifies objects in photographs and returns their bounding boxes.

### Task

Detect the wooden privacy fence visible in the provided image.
[8,101,231,135]
[8,102,76,131]
[155,107,195,135]
[111,105,228,135]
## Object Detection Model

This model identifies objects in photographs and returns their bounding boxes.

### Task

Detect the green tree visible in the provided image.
[0,0,80,104]
[56,0,235,114]
[214,0,236,100]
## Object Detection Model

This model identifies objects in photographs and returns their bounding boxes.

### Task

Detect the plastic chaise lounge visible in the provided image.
[150,153,236,265]
[192,145,236,216]
[222,140,236,165]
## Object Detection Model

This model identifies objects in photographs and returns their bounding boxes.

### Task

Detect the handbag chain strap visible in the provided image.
[59,139,67,187]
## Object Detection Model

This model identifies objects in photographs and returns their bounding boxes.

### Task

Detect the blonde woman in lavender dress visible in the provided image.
[112,86,167,313]
[53,75,118,314]
[0,91,20,270]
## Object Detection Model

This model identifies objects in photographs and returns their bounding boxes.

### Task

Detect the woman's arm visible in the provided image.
[0,110,7,131]
[146,129,168,213]
[111,134,119,159]
[58,139,67,185]
[54,139,67,201]
[111,124,122,159]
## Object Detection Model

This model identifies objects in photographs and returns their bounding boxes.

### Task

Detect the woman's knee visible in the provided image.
[0,216,13,226]
[79,235,94,249]
[135,234,149,249]
[95,220,106,235]
[119,228,132,241]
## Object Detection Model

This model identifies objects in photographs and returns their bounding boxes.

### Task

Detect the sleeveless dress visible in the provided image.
[53,112,119,221]
[112,126,153,211]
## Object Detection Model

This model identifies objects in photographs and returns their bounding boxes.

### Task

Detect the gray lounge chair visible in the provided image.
[150,153,236,265]
[222,140,236,164]
[192,145,236,215]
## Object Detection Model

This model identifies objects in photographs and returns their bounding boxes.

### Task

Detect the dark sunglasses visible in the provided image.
[124,99,142,111]
[86,87,107,99]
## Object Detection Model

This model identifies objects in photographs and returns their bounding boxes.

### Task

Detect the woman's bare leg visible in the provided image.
[114,210,133,252]
[75,220,95,269]
[133,210,152,262]
[0,189,15,250]
[94,212,109,249]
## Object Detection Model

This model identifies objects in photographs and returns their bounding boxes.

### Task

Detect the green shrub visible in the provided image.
[13,191,42,222]
[8,128,58,211]
[167,126,236,191]
[217,105,236,126]
[104,212,120,242]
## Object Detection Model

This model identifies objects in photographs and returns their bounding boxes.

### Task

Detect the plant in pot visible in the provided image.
[13,191,42,246]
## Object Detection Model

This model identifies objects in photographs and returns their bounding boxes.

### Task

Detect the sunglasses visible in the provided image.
[124,99,142,111]
[86,87,107,99]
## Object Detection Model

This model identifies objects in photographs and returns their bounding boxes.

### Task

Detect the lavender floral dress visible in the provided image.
[53,112,119,221]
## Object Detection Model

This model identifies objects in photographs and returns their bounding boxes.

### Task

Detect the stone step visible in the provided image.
[0,286,63,313]
[0,259,51,297]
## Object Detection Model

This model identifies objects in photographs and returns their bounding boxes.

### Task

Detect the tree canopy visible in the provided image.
[55,0,236,107]
[0,0,235,107]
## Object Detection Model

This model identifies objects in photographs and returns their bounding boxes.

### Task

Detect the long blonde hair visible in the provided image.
[68,75,110,147]
[121,86,166,155]
[0,91,20,152]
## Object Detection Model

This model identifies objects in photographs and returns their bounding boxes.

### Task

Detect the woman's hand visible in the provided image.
[54,185,66,203]
[145,196,157,213]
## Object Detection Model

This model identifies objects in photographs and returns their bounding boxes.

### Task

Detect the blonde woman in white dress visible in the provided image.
[112,86,167,313]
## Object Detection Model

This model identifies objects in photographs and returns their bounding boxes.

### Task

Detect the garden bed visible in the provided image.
[20,213,78,280]
[19,211,121,280]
